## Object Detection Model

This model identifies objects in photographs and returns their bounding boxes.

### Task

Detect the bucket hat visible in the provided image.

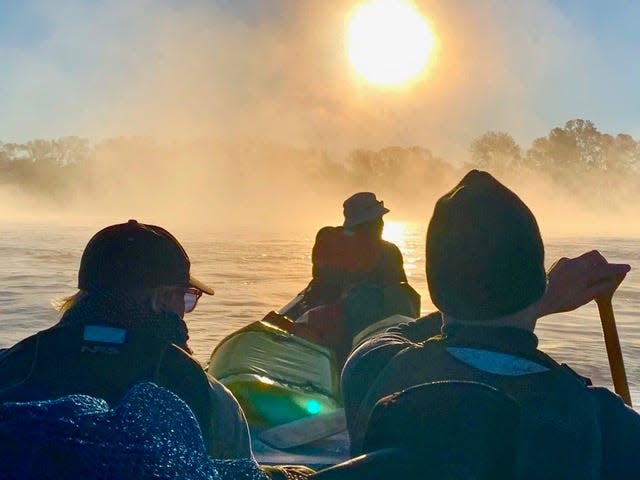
[343,193,389,229]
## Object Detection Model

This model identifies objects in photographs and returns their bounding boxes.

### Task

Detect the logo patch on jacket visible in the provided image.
[81,326,127,354]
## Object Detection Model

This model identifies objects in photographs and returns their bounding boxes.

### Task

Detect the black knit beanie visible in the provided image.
[426,170,546,321]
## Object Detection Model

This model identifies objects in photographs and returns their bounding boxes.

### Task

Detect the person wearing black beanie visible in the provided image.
[340,170,638,479]
[426,170,546,322]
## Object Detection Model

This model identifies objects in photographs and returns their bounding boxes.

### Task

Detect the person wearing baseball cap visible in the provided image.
[0,220,252,460]
[340,171,638,477]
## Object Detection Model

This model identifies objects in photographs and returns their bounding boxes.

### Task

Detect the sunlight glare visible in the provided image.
[382,220,406,246]
[348,0,435,86]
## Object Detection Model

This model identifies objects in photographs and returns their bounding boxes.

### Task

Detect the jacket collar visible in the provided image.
[440,322,540,359]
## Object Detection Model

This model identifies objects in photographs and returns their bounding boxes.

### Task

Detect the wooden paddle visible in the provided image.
[596,295,632,407]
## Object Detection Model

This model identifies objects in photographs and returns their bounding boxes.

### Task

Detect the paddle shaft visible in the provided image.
[597,297,632,407]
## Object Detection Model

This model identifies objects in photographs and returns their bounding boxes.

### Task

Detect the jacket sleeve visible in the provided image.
[377,242,407,283]
[159,346,252,459]
[590,386,640,478]
[205,374,253,459]
[0,336,37,390]
[384,311,443,343]
[311,226,336,278]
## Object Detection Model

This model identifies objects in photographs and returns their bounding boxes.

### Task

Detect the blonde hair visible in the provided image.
[53,290,89,313]
[53,287,181,315]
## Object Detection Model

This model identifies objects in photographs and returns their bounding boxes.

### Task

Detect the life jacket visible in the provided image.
[352,339,603,479]
[0,324,215,456]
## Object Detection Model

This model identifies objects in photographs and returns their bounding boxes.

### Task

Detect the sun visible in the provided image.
[347,0,435,86]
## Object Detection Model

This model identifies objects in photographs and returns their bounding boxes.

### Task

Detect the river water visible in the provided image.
[1,222,639,405]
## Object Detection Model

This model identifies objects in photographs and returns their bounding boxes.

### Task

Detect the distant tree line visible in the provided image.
[469,119,640,177]
[467,119,640,209]
[1,119,638,213]
[0,137,92,196]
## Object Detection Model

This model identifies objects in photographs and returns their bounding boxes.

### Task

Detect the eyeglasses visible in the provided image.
[184,287,203,314]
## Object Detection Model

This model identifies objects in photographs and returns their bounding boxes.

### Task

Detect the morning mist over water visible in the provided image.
[0,122,639,240]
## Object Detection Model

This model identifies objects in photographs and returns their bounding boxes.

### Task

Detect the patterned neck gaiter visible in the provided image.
[57,291,192,354]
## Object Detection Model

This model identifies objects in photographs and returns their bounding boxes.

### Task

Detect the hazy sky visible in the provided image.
[1,0,639,162]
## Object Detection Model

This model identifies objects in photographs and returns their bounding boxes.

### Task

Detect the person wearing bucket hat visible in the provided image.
[0,220,252,460]
[307,193,406,302]
[308,192,407,304]
[287,193,417,363]
[341,171,640,478]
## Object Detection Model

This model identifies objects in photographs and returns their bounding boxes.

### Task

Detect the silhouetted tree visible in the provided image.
[599,133,640,174]
[521,119,640,207]
[348,149,377,186]
[469,132,522,174]
[524,119,637,175]
[0,137,93,196]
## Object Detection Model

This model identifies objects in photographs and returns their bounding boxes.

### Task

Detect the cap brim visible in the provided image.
[189,275,215,295]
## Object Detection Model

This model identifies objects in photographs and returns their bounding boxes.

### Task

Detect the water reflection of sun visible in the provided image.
[347,0,436,86]
[382,220,406,246]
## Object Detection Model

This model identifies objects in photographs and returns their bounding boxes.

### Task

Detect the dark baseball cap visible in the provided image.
[78,219,214,295]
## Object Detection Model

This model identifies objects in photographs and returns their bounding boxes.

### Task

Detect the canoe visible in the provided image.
[207,313,351,466]
[207,285,420,466]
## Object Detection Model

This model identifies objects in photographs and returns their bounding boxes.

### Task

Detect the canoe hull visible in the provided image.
[208,318,342,429]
